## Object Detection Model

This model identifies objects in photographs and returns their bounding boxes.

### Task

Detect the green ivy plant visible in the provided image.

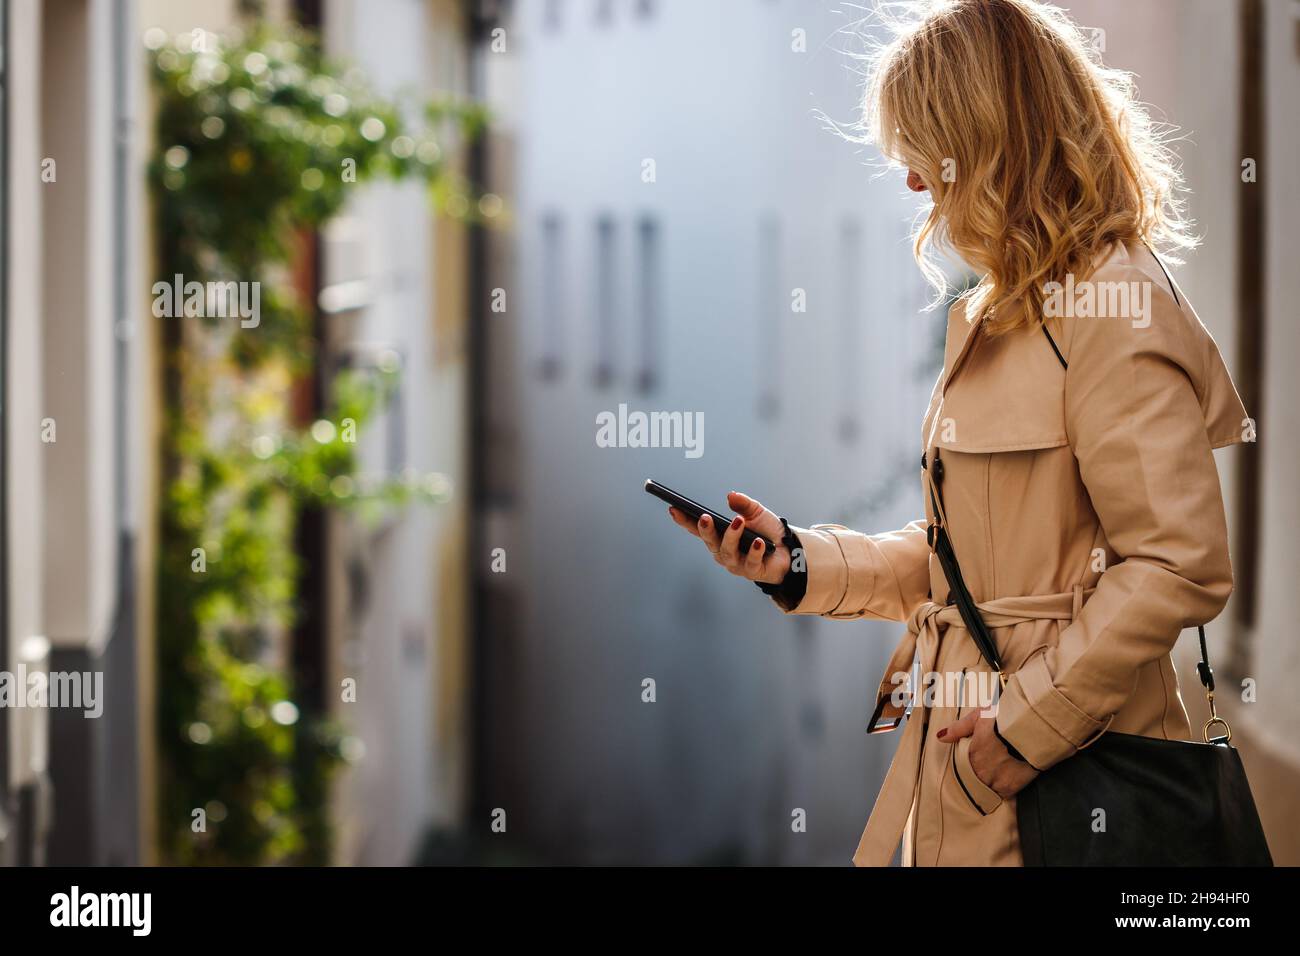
[149,23,487,865]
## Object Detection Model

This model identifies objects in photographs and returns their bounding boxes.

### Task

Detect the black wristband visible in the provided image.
[754,515,800,598]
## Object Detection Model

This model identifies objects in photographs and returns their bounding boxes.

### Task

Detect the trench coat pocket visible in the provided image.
[952,734,1003,815]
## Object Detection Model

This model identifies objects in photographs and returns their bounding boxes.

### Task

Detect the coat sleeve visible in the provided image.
[996,276,1246,770]
[773,519,932,621]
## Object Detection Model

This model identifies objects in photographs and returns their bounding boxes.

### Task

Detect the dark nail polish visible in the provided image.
[937,729,948,740]
[730,516,742,530]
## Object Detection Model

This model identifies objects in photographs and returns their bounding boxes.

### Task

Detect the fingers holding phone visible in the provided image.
[664,493,789,585]
[711,506,789,583]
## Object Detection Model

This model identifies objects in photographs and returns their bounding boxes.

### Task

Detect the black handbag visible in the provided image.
[924,445,1273,867]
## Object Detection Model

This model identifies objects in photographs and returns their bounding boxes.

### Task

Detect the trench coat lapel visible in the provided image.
[941,296,986,394]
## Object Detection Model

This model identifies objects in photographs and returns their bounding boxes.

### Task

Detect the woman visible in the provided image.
[666,0,1249,866]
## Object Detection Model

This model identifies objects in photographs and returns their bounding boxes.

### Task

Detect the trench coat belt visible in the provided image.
[852,586,1094,867]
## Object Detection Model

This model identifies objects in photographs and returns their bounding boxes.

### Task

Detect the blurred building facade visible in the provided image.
[2,0,146,866]
[0,0,1296,868]
[317,0,476,865]
[473,0,940,865]
[471,0,1300,865]
[0,0,478,866]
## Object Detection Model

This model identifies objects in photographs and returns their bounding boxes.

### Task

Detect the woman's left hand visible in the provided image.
[937,711,1040,799]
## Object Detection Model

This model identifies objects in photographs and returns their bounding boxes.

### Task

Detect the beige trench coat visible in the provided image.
[779,241,1249,866]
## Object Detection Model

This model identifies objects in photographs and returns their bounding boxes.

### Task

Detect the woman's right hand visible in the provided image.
[666,491,791,585]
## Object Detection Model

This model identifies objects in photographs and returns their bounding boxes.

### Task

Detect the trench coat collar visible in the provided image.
[940,294,984,395]
[939,243,1135,396]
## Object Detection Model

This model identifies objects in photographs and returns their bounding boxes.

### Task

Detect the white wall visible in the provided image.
[488,0,937,864]
[6,0,48,798]
[39,0,119,656]
[321,0,469,865]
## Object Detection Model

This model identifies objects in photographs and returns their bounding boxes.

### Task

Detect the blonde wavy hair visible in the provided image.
[862,0,1195,334]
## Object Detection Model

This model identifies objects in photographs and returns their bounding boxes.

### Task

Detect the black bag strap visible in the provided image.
[1041,325,1067,370]
[1143,239,1181,306]
[1038,240,1180,374]
[923,449,1005,677]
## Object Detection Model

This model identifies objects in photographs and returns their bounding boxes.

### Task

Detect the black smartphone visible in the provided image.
[644,479,775,555]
